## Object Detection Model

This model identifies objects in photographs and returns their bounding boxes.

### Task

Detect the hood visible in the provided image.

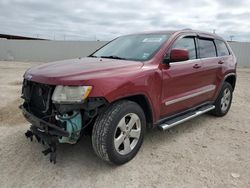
[24,57,144,85]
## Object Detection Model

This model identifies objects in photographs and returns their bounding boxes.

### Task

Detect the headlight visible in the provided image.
[52,86,92,103]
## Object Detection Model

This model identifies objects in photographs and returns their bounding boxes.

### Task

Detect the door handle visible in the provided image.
[218,60,224,64]
[193,64,201,69]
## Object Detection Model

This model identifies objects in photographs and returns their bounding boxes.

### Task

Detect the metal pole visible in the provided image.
[230,35,234,41]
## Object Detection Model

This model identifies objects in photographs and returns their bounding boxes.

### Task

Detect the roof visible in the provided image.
[0,34,48,40]
[129,29,224,40]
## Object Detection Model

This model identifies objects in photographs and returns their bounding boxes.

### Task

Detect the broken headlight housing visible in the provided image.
[52,85,92,103]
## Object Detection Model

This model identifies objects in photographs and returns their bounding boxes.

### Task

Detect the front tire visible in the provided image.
[211,82,233,117]
[92,100,146,165]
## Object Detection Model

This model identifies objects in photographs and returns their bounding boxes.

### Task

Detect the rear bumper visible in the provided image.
[20,105,69,137]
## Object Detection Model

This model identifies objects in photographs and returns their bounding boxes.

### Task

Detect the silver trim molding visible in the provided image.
[165,86,215,106]
[159,105,215,131]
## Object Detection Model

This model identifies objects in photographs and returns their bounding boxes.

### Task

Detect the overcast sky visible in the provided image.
[0,0,250,41]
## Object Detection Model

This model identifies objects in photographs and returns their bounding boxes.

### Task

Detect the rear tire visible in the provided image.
[92,100,146,165]
[211,82,233,117]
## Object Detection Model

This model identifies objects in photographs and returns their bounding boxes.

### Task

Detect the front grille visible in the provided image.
[22,80,54,118]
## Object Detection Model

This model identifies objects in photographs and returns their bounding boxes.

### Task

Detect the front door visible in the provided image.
[160,36,214,118]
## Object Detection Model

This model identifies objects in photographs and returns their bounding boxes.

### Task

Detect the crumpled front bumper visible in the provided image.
[20,105,69,137]
[20,105,69,163]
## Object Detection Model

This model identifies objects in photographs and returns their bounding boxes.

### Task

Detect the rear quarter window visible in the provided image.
[198,39,217,58]
[215,40,230,56]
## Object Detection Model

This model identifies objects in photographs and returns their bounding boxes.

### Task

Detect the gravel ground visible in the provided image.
[0,61,250,188]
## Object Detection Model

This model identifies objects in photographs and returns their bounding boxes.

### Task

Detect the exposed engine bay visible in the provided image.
[21,79,106,163]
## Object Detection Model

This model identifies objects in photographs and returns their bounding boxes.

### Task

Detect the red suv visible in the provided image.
[21,29,237,164]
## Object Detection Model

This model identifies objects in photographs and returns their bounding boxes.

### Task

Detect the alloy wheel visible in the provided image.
[114,113,141,155]
[221,88,231,112]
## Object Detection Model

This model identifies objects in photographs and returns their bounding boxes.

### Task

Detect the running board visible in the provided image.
[158,105,215,131]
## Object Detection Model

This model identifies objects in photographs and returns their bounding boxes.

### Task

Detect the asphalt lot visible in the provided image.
[0,61,249,188]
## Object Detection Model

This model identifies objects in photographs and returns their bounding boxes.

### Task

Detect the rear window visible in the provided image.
[215,40,230,56]
[198,39,216,58]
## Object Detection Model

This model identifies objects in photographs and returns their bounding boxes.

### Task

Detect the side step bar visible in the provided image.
[158,105,215,131]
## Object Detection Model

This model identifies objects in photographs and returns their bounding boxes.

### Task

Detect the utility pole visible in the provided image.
[230,35,234,41]
[213,29,216,34]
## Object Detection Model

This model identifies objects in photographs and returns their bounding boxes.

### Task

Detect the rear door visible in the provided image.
[214,39,233,71]
[198,38,223,101]
[160,35,208,117]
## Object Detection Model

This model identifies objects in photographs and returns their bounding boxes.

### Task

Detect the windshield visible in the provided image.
[91,34,170,61]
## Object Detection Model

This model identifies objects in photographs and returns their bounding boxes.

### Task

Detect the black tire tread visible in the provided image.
[92,100,142,163]
[211,82,233,117]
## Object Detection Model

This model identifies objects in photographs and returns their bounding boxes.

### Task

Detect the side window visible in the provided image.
[198,39,217,58]
[215,40,230,56]
[173,37,197,60]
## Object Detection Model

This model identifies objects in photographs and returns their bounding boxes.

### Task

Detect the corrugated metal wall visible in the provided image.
[0,40,249,67]
[228,42,250,68]
[0,40,107,62]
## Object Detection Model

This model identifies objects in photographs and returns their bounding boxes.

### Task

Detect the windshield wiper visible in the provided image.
[100,55,128,60]
[88,55,98,58]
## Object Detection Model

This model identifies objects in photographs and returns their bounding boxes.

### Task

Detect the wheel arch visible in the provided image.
[224,73,236,91]
[111,94,154,128]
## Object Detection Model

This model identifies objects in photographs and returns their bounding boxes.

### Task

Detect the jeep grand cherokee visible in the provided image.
[21,29,236,164]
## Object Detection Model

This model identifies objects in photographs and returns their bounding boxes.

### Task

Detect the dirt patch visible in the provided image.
[9,81,23,86]
[0,98,26,126]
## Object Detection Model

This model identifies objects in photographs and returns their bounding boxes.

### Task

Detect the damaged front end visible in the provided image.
[20,79,106,163]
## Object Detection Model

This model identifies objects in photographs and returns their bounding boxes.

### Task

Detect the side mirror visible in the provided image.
[163,48,189,64]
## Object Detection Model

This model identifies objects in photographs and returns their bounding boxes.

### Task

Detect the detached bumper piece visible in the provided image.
[25,127,57,164]
[21,105,69,164]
